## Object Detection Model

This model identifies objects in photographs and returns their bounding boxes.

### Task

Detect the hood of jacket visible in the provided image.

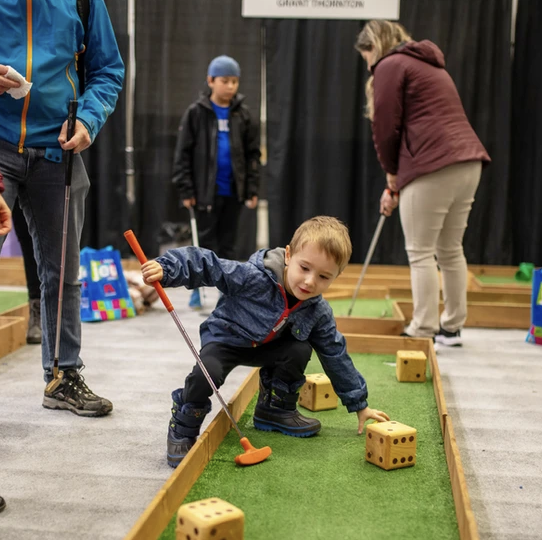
[373,39,445,72]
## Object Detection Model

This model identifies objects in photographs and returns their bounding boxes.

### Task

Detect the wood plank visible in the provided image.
[124,368,260,540]
[445,419,480,540]
[344,333,432,356]
[428,345,447,437]
[0,316,26,358]
[342,264,411,276]
[467,265,519,277]
[397,301,531,329]
[389,288,531,303]
[335,315,404,336]
[326,284,390,299]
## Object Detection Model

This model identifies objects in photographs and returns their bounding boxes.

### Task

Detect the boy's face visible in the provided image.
[284,242,340,301]
[207,76,239,106]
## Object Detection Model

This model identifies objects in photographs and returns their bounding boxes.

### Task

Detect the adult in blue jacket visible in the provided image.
[0,0,124,417]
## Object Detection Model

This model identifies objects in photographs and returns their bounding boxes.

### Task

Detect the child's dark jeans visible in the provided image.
[183,332,312,405]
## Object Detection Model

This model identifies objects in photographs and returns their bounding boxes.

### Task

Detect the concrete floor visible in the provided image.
[0,285,541,539]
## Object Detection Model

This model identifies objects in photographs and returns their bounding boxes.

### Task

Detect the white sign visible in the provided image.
[242,0,400,20]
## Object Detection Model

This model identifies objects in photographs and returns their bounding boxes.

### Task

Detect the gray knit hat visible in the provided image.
[207,55,241,77]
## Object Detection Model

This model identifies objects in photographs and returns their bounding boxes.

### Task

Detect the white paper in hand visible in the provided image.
[5,66,33,100]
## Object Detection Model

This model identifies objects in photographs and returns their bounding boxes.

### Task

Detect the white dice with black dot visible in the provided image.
[176,498,244,540]
[298,373,338,411]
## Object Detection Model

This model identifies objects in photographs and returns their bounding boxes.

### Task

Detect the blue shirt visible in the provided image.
[211,102,233,196]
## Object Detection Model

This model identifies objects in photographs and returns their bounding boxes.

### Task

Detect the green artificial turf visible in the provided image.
[159,354,458,540]
[476,275,530,286]
[0,291,28,314]
[328,298,396,318]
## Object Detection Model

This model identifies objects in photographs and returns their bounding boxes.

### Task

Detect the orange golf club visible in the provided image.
[124,230,272,466]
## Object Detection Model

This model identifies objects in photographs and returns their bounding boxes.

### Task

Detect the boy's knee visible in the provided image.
[290,339,312,363]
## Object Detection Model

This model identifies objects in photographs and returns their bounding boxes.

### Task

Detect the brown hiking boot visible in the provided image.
[43,369,113,417]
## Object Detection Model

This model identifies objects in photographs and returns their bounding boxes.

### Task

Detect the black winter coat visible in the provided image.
[172,92,261,210]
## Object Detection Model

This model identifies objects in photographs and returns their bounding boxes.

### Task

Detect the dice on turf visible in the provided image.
[365,421,417,471]
[298,373,338,411]
[396,350,427,382]
[176,498,244,540]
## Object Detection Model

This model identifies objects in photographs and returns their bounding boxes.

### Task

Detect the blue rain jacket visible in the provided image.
[158,246,369,413]
[0,0,124,157]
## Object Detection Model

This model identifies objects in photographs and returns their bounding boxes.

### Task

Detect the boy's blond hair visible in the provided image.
[289,216,352,274]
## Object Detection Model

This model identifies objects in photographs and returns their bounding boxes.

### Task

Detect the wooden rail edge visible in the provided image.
[123,368,260,540]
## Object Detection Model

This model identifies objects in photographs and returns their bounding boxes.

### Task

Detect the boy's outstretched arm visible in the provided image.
[141,260,164,285]
[356,407,390,435]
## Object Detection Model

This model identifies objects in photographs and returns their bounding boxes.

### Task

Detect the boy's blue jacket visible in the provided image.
[158,246,369,413]
[0,0,124,154]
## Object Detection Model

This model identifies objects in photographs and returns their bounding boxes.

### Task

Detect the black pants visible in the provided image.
[196,196,242,260]
[12,202,41,300]
[183,333,312,405]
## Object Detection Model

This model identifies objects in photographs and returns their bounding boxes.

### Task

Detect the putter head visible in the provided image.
[235,437,272,466]
[44,370,64,393]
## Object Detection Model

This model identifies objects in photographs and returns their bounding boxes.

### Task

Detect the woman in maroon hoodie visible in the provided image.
[356,20,490,346]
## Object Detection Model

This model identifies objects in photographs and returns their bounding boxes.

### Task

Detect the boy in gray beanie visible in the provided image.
[172,55,261,309]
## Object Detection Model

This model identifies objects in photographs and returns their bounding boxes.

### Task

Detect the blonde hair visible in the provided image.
[289,216,352,273]
[355,20,412,120]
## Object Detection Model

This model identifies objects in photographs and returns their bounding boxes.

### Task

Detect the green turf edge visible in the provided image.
[0,291,28,314]
[476,275,531,286]
[159,354,458,540]
[329,298,396,318]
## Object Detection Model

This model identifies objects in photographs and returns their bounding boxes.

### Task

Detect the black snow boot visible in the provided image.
[253,376,321,437]
[167,389,211,468]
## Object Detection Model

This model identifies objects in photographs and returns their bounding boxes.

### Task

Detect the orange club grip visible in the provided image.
[124,230,173,312]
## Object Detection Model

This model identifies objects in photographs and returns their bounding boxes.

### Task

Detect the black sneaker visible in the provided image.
[435,327,462,347]
[43,369,113,417]
[167,432,196,468]
[0,496,5,513]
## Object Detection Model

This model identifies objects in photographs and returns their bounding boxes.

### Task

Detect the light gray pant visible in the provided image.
[399,161,482,337]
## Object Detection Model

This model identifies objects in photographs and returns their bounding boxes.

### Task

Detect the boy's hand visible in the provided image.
[356,407,390,434]
[141,260,163,285]
[182,198,196,209]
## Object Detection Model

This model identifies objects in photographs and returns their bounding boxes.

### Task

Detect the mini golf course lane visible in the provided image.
[159,353,458,540]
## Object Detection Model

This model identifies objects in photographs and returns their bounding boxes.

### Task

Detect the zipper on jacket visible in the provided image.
[65,60,78,100]
[253,284,302,346]
[18,0,33,153]
[75,44,86,76]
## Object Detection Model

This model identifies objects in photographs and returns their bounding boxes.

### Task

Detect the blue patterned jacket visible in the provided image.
[158,246,369,412]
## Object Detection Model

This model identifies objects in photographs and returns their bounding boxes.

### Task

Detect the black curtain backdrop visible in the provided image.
[511,0,542,266]
[265,0,513,264]
[81,0,129,252]
[131,0,261,257]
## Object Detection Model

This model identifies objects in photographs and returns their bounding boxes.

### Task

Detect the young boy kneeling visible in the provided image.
[142,216,389,467]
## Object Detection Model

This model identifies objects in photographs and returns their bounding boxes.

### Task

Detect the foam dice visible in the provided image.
[396,350,427,382]
[365,421,417,470]
[176,498,244,540]
[298,373,338,411]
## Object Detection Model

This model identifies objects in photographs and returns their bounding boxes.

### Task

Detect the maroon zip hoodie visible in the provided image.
[371,40,490,190]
